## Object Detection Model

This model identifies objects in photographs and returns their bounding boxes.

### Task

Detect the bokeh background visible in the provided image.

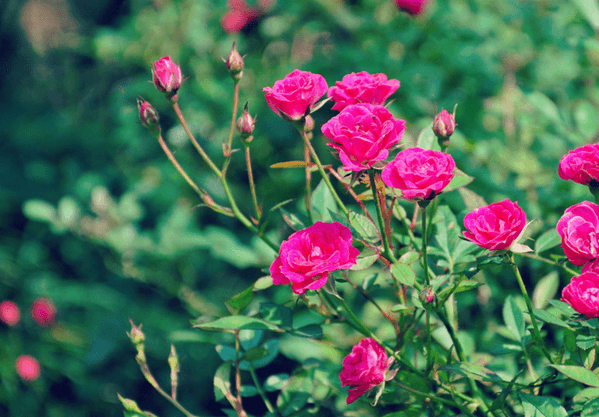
[1,0,599,415]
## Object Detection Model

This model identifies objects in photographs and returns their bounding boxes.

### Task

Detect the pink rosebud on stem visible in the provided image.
[152,56,183,99]
[0,300,20,326]
[236,102,255,144]
[432,107,456,150]
[16,355,41,382]
[30,297,56,327]
[137,98,161,136]
[225,43,244,81]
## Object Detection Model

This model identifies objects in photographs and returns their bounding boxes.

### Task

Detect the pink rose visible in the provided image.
[0,300,20,326]
[382,147,455,201]
[152,56,182,95]
[31,297,56,327]
[558,144,599,186]
[339,338,394,404]
[269,222,359,294]
[556,201,599,266]
[562,272,599,318]
[463,199,527,251]
[394,0,429,15]
[432,109,456,138]
[263,70,328,121]
[322,103,405,172]
[16,355,41,382]
[327,71,400,111]
[583,259,599,273]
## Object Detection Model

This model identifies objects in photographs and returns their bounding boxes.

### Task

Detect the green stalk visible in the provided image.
[421,206,430,286]
[248,365,279,416]
[368,169,397,263]
[509,254,556,364]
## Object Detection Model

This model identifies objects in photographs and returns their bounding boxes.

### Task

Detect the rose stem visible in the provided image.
[328,167,374,222]
[248,364,279,416]
[421,206,431,287]
[298,127,349,217]
[244,144,261,221]
[368,169,397,263]
[508,254,556,364]
[517,252,578,276]
[304,139,312,215]
[224,81,240,157]
[172,101,279,252]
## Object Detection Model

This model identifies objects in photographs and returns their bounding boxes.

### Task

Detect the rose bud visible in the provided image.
[137,98,160,136]
[0,300,20,326]
[236,103,255,143]
[463,200,527,251]
[152,56,183,97]
[225,43,244,80]
[269,222,359,294]
[16,355,41,382]
[30,297,56,327]
[433,109,456,138]
[420,287,435,305]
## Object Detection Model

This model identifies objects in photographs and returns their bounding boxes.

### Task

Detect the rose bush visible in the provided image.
[556,201,599,266]
[321,103,405,172]
[562,272,599,318]
[263,69,328,121]
[558,143,599,186]
[152,56,182,95]
[327,71,400,111]
[463,199,526,250]
[381,147,455,201]
[269,222,359,294]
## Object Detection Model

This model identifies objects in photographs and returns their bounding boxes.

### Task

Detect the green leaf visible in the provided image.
[240,339,279,370]
[458,188,487,211]
[351,248,379,271]
[254,276,274,291]
[577,335,597,350]
[390,262,415,286]
[349,211,380,243]
[549,300,577,316]
[399,251,419,265]
[362,273,378,291]
[574,387,599,403]
[532,272,559,309]
[193,316,284,332]
[264,373,289,392]
[503,296,526,343]
[242,347,268,362]
[23,199,57,223]
[214,361,232,402]
[225,285,254,315]
[582,397,599,417]
[535,229,562,254]
[437,280,482,300]
[292,324,323,338]
[416,125,436,150]
[215,344,236,362]
[311,179,338,222]
[259,303,293,328]
[526,91,563,125]
[239,329,264,350]
[572,0,599,31]
[439,362,503,382]
[444,168,474,192]
[533,308,572,329]
[549,365,599,387]
[519,392,568,417]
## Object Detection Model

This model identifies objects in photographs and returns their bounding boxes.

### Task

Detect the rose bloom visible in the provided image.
[16,355,41,382]
[339,338,393,404]
[269,222,359,294]
[382,147,455,201]
[152,56,182,95]
[556,201,599,266]
[583,259,599,274]
[558,144,599,186]
[394,0,429,15]
[263,69,328,121]
[327,71,400,111]
[322,103,405,172]
[31,297,56,327]
[0,300,20,326]
[562,272,599,318]
[463,199,527,251]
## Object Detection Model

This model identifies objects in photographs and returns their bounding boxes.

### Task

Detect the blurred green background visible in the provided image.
[1,0,599,415]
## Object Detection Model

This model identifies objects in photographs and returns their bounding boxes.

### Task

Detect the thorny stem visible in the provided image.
[369,169,397,263]
[224,81,240,156]
[509,254,556,364]
[298,128,349,216]
[304,139,312,214]
[328,167,374,221]
[421,206,431,287]
[244,145,261,221]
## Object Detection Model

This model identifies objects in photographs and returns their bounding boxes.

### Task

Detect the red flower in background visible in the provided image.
[221,0,275,33]
[394,0,429,15]
[0,301,20,326]
[31,297,56,327]
[16,355,41,382]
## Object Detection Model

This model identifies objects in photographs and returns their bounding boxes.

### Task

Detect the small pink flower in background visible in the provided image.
[269,222,359,294]
[16,355,41,382]
[263,69,328,121]
[0,301,20,326]
[322,103,405,172]
[339,338,395,404]
[556,201,599,266]
[432,109,456,138]
[152,56,182,95]
[562,272,599,318]
[221,0,274,33]
[558,144,599,186]
[382,147,455,201]
[31,297,56,327]
[463,199,527,251]
[327,72,400,111]
[394,0,429,15]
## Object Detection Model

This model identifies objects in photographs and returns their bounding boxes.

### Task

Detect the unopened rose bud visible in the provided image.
[127,319,145,346]
[152,56,183,98]
[419,287,435,306]
[236,102,255,144]
[117,394,144,414]
[225,43,244,81]
[137,99,161,135]
[432,109,456,139]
